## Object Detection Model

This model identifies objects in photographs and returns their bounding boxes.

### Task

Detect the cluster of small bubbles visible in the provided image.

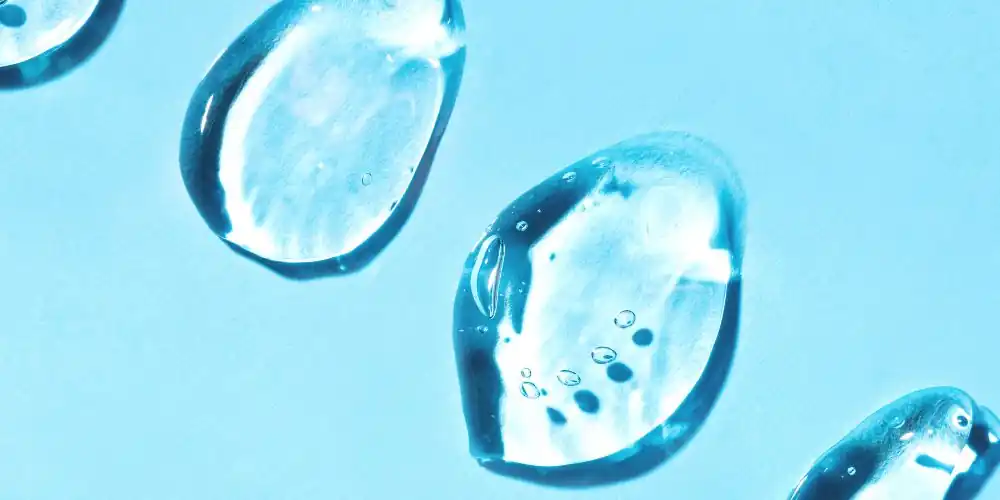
[361,172,373,186]
[614,310,635,328]
[520,382,541,399]
[515,220,529,232]
[591,346,617,364]
[520,368,532,378]
[557,370,581,387]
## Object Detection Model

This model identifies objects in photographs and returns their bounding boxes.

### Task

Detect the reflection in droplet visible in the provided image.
[180,0,467,279]
[0,0,124,89]
[591,347,617,365]
[614,310,635,328]
[470,235,505,319]
[520,382,540,399]
[557,370,581,387]
[452,131,746,487]
[789,387,1000,500]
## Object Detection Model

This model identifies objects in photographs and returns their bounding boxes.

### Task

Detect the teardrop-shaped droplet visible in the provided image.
[520,381,540,399]
[0,0,124,89]
[180,0,466,279]
[789,387,1000,500]
[451,131,746,487]
[614,309,636,328]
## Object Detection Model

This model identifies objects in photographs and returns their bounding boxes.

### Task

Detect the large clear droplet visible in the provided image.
[789,387,1000,500]
[451,131,746,487]
[180,0,466,279]
[0,0,123,89]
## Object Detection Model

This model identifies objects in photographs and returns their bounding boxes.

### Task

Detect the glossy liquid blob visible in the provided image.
[0,0,124,89]
[452,131,746,487]
[789,387,1000,500]
[180,0,466,279]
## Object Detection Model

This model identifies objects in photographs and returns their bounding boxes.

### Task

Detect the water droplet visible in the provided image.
[180,0,467,279]
[631,328,654,347]
[556,370,581,387]
[520,368,531,378]
[515,220,529,232]
[789,387,1000,499]
[561,171,577,182]
[469,235,505,319]
[361,172,373,186]
[475,325,488,334]
[591,346,617,364]
[520,382,540,399]
[0,0,124,89]
[452,131,746,486]
[614,310,635,328]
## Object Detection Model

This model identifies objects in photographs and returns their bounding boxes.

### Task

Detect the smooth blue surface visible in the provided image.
[1,1,999,499]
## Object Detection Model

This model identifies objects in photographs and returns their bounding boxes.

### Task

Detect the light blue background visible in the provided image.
[1,1,999,498]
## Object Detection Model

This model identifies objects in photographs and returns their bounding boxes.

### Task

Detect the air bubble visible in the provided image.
[614,310,635,328]
[556,370,581,387]
[591,346,617,365]
[520,382,540,399]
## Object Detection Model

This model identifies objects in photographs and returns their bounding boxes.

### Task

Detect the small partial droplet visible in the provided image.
[591,346,617,364]
[789,387,1000,499]
[180,0,467,279]
[520,368,532,378]
[556,370,581,387]
[0,0,124,89]
[614,310,635,328]
[515,220,529,232]
[520,382,540,399]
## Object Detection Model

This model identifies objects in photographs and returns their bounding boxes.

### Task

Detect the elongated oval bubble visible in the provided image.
[0,0,124,89]
[789,387,1000,500]
[451,131,746,487]
[180,0,465,279]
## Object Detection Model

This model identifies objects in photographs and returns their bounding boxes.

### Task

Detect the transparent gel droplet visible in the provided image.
[789,387,1000,500]
[0,0,124,89]
[451,131,746,487]
[180,0,466,279]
